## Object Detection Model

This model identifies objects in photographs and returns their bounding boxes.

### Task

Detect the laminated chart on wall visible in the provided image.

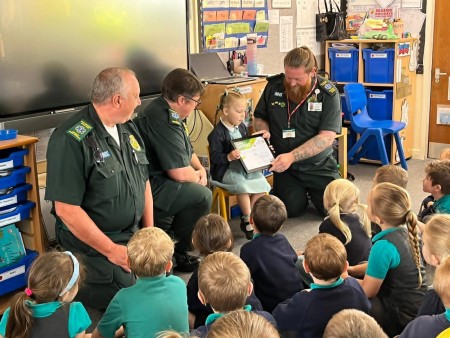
[200,0,269,51]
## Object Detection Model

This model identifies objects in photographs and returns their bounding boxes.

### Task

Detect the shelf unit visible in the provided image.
[325,38,417,163]
[0,135,46,313]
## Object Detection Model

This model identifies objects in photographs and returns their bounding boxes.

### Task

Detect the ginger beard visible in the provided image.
[284,77,312,104]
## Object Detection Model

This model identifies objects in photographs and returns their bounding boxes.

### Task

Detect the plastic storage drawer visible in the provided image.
[0,184,32,208]
[363,48,395,83]
[0,148,29,171]
[328,48,359,82]
[365,89,393,121]
[0,166,30,190]
[0,201,35,228]
[0,250,38,296]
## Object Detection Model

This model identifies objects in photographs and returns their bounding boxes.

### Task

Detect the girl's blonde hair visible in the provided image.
[6,251,84,338]
[423,214,450,262]
[324,179,370,244]
[206,310,279,338]
[370,182,422,286]
[214,90,246,125]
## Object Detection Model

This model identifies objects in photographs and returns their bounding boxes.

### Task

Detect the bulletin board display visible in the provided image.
[200,0,269,52]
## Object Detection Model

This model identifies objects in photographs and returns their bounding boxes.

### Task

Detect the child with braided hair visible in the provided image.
[359,182,427,337]
[208,90,271,240]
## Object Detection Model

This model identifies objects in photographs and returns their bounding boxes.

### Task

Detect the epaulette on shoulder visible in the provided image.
[66,119,93,141]
[318,78,337,95]
[266,73,284,82]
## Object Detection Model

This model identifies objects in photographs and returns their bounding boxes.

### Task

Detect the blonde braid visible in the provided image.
[405,210,422,287]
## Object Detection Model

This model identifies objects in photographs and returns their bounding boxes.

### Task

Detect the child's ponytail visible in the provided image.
[327,202,352,244]
[5,291,34,338]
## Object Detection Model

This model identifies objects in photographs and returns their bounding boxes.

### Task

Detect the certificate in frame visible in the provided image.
[231,134,275,173]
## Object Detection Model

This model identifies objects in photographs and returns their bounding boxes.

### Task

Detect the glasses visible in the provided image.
[86,136,105,164]
[184,96,202,107]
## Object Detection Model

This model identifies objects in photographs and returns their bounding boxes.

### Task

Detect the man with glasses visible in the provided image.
[134,68,212,272]
[254,46,341,217]
[45,67,154,310]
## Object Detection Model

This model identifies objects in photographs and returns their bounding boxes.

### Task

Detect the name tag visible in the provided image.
[282,129,295,138]
[308,102,322,111]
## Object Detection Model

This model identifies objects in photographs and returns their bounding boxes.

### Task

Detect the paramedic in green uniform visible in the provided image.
[254,46,341,217]
[134,68,212,273]
[45,68,154,310]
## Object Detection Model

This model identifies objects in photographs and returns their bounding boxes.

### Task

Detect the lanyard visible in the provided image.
[286,77,318,128]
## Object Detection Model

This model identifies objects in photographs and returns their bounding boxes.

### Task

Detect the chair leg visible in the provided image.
[348,133,373,164]
[218,190,228,222]
[374,130,389,165]
[393,132,408,170]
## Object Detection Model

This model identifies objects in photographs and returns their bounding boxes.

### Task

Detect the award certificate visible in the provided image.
[231,135,275,173]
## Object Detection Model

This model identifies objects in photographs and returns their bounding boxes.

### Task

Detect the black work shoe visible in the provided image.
[173,252,200,273]
[240,220,254,240]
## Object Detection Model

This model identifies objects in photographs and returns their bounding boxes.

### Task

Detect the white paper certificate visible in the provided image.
[231,135,275,173]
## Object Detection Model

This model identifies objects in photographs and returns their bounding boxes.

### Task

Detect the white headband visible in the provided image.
[59,251,80,296]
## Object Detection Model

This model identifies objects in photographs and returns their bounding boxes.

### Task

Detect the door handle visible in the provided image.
[435,68,448,83]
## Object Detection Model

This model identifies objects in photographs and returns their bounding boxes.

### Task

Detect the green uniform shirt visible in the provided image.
[45,104,149,244]
[134,96,193,177]
[254,74,342,167]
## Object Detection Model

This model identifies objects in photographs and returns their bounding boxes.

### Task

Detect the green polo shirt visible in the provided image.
[97,275,189,338]
[45,104,149,242]
[366,227,401,279]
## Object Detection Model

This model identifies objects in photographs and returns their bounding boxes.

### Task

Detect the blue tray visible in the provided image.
[0,167,30,190]
[0,184,32,208]
[0,250,38,296]
[0,201,35,228]
[0,148,28,170]
[0,130,18,141]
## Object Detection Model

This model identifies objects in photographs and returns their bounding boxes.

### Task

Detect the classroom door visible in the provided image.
[428,0,450,157]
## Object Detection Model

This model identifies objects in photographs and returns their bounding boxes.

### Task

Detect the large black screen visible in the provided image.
[0,0,189,118]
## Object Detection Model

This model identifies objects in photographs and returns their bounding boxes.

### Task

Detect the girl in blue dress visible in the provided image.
[0,251,91,338]
[208,90,271,239]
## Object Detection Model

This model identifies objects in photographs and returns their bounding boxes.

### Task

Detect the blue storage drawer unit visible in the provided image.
[0,148,29,171]
[0,184,32,208]
[0,250,38,296]
[0,201,36,228]
[363,48,395,83]
[365,89,393,121]
[0,166,30,190]
[328,48,359,82]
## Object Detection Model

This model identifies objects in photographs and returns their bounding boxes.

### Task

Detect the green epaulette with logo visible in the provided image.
[66,119,93,141]
[168,109,181,126]
[318,78,337,95]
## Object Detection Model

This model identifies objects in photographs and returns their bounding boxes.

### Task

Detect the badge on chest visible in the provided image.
[282,129,295,138]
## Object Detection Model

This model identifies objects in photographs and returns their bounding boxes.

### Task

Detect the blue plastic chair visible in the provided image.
[344,83,407,170]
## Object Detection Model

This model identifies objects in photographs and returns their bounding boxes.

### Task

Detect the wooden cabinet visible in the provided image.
[325,38,417,163]
[0,135,46,313]
[198,78,267,127]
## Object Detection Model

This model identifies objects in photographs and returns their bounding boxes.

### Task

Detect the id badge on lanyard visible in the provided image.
[284,77,318,139]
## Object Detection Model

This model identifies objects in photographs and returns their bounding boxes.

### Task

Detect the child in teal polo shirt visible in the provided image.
[91,227,189,338]
[419,159,450,223]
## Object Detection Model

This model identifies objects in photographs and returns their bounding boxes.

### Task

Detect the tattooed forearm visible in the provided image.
[292,133,335,162]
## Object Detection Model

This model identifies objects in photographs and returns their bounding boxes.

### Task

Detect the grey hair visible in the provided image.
[90,67,135,104]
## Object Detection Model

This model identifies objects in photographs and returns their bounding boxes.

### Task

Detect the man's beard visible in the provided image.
[284,81,310,104]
